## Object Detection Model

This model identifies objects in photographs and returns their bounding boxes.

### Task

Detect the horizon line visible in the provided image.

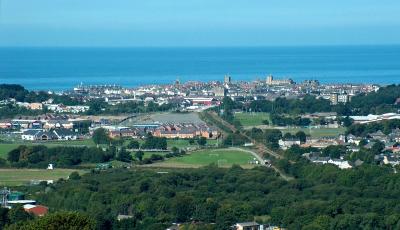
[1,43,400,49]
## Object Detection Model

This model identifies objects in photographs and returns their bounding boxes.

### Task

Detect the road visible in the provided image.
[228,147,294,181]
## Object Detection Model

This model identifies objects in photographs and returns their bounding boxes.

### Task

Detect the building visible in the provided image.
[53,128,78,140]
[109,129,137,139]
[234,222,261,230]
[0,120,12,129]
[347,134,363,145]
[213,86,227,97]
[279,139,301,150]
[184,97,219,106]
[383,155,400,166]
[28,103,43,110]
[266,75,294,86]
[21,129,43,141]
[44,120,74,129]
[330,93,338,105]
[24,204,49,217]
[328,159,353,169]
[22,129,77,141]
[338,94,349,103]
[309,157,352,169]
[224,75,232,84]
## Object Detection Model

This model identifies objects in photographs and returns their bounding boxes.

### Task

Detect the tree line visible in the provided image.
[11,162,400,230]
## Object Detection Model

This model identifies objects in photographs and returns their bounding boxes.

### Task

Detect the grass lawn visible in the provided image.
[160,148,254,168]
[167,139,219,148]
[0,168,86,186]
[235,112,270,127]
[0,139,96,159]
[281,127,346,137]
[0,144,21,159]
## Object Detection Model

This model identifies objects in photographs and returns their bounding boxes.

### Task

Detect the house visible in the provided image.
[309,156,330,164]
[347,134,362,145]
[328,159,353,169]
[117,214,133,221]
[234,222,261,230]
[303,137,340,148]
[279,139,300,150]
[383,156,400,166]
[35,131,58,141]
[166,224,180,230]
[21,130,43,141]
[53,128,78,140]
[27,103,43,110]
[23,204,49,217]
[389,129,400,142]
[184,97,219,106]
[109,129,137,139]
[44,120,74,130]
[0,120,12,129]
[309,156,352,169]
[369,130,389,143]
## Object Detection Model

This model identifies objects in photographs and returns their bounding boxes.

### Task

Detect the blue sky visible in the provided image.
[0,0,399,46]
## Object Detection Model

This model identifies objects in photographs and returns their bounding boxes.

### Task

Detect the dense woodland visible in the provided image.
[1,162,398,230]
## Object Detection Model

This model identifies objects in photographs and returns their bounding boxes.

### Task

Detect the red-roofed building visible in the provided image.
[24,205,49,217]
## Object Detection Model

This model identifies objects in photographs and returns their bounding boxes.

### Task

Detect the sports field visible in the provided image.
[158,148,255,168]
[235,112,270,126]
[281,127,346,137]
[0,169,86,186]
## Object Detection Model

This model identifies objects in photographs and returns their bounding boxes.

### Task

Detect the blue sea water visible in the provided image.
[0,46,399,90]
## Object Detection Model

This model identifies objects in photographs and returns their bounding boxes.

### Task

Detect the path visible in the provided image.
[205,111,294,181]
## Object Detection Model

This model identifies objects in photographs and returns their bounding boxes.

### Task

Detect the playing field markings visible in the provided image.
[218,159,227,167]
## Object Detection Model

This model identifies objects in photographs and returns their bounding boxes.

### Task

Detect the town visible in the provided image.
[1,76,400,230]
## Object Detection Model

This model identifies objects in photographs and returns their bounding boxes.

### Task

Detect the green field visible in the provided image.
[281,127,346,137]
[0,139,96,159]
[0,169,85,186]
[235,112,270,126]
[158,148,255,168]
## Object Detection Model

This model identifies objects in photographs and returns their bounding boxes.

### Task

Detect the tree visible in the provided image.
[7,205,33,224]
[127,140,140,149]
[173,195,194,222]
[92,128,110,145]
[135,151,144,161]
[322,145,347,159]
[295,131,307,143]
[283,132,294,140]
[7,212,95,230]
[371,141,385,155]
[0,208,9,229]
[171,146,179,154]
[69,172,81,180]
[116,147,132,162]
[197,137,207,146]
[7,149,21,162]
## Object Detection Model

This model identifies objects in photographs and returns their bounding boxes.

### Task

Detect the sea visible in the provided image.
[0,45,399,91]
